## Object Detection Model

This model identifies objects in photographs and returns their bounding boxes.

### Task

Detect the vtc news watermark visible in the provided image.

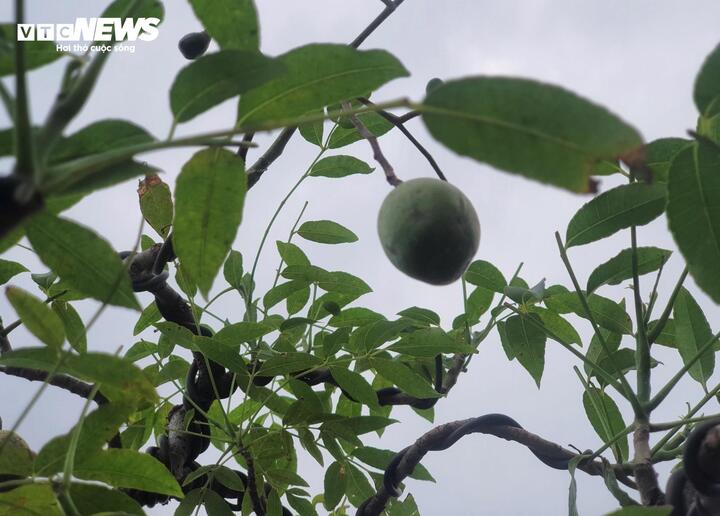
[16,17,160,54]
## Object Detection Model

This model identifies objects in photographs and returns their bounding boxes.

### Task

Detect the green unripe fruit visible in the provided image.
[0,430,35,492]
[378,178,480,285]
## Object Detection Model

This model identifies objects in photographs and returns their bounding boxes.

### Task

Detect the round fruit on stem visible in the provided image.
[0,430,35,492]
[378,177,480,285]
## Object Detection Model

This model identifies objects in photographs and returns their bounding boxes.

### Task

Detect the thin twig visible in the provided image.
[245,0,408,190]
[630,224,651,404]
[342,102,401,186]
[238,132,255,162]
[555,232,644,417]
[647,268,688,344]
[358,97,446,181]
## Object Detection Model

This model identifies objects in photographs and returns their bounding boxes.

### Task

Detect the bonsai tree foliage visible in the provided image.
[1,0,720,515]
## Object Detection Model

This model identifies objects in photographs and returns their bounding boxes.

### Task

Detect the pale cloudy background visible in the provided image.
[1,1,719,515]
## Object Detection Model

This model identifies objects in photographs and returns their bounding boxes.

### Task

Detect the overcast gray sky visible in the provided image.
[2,1,720,515]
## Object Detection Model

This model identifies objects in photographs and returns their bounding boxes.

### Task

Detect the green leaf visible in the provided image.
[329,366,379,409]
[0,348,157,406]
[258,352,322,376]
[70,483,144,515]
[48,120,158,196]
[297,220,358,244]
[643,138,692,183]
[59,161,159,197]
[673,287,715,386]
[175,488,203,516]
[345,463,374,508]
[323,461,347,510]
[138,174,173,238]
[189,0,259,50]
[35,403,134,476]
[694,43,720,115]
[276,241,310,267]
[125,341,157,362]
[389,327,473,356]
[203,489,235,516]
[173,148,247,297]
[584,328,622,376]
[0,431,34,477]
[309,155,374,178]
[264,467,309,488]
[504,314,546,387]
[465,286,494,322]
[264,280,310,310]
[568,455,583,516]
[545,291,633,335]
[328,111,393,149]
[329,307,385,328]
[6,287,65,349]
[223,250,244,290]
[463,260,506,292]
[582,386,629,463]
[51,301,87,352]
[667,141,720,303]
[317,271,371,297]
[299,111,325,147]
[529,306,581,346]
[566,183,667,248]
[26,214,138,309]
[388,494,421,516]
[74,448,182,497]
[50,120,154,164]
[369,357,440,398]
[193,336,249,378]
[0,259,27,285]
[171,50,283,123]
[587,247,671,294]
[397,307,440,326]
[648,319,676,348]
[287,285,310,315]
[347,320,408,354]
[0,24,62,77]
[322,416,396,438]
[237,44,408,125]
[592,348,659,385]
[154,321,195,349]
[422,77,643,192]
[0,484,60,515]
[133,301,161,336]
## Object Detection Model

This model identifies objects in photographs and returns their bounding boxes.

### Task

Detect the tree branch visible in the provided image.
[633,420,665,505]
[245,0,408,189]
[0,365,107,404]
[357,97,446,181]
[342,101,400,186]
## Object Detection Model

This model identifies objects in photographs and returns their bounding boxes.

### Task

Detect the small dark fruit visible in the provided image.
[178,31,211,60]
[425,77,444,95]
